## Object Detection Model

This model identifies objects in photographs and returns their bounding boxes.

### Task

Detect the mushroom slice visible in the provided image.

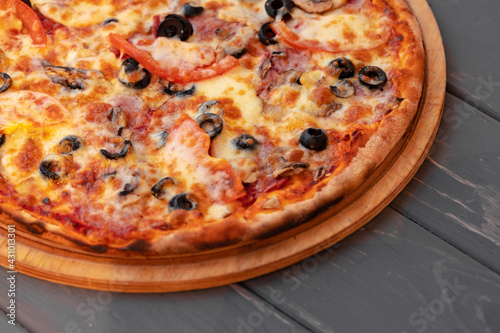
[292,0,333,13]
[42,61,104,90]
[262,195,281,209]
[118,174,139,197]
[258,58,272,79]
[107,106,128,133]
[272,162,309,178]
[275,69,303,87]
[313,166,326,181]
[330,79,354,98]
[156,131,169,149]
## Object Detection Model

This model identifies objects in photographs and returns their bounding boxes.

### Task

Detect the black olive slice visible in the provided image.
[195,113,223,139]
[100,140,132,160]
[234,134,259,151]
[197,100,220,114]
[299,128,328,151]
[178,86,195,97]
[58,135,83,155]
[163,83,195,97]
[230,48,247,59]
[168,193,197,211]
[265,0,293,19]
[157,14,193,41]
[0,73,12,93]
[330,79,354,98]
[151,177,176,199]
[0,134,5,147]
[258,22,278,46]
[39,155,70,180]
[272,50,287,58]
[157,131,169,149]
[329,57,355,80]
[21,0,31,7]
[118,58,151,89]
[181,3,204,17]
[358,66,387,89]
[118,176,139,196]
[103,171,117,178]
[103,18,118,25]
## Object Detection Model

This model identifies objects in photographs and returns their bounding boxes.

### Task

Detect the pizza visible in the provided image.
[0,0,424,254]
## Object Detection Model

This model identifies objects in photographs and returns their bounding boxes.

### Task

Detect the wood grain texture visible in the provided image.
[244,207,500,333]
[0,271,311,333]
[392,93,500,273]
[0,316,31,333]
[427,0,500,120]
[0,1,498,333]
[0,0,446,292]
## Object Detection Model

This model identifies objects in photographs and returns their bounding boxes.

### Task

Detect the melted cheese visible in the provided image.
[143,38,216,70]
[194,67,271,181]
[32,0,117,27]
[217,3,266,29]
[196,67,264,127]
[294,13,387,50]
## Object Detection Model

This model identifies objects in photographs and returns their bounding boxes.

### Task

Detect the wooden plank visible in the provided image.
[0,271,311,333]
[243,207,500,333]
[427,0,500,120]
[0,314,31,333]
[392,93,500,273]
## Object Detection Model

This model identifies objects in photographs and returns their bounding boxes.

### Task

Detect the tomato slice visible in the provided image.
[108,33,240,84]
[165,114,245,203]
[11,0,47,45]
[271,21,385,53]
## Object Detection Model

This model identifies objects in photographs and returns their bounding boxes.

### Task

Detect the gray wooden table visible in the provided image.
[2,0,500,332]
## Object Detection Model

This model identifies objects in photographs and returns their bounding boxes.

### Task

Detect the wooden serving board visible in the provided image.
[0,0,445,292]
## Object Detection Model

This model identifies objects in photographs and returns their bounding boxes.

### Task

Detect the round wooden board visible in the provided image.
[0,0,445,292]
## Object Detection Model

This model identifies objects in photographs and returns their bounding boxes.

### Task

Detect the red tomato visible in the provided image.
[11,0,47,45]
[108,33,240,84]
[271,21,387,53]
